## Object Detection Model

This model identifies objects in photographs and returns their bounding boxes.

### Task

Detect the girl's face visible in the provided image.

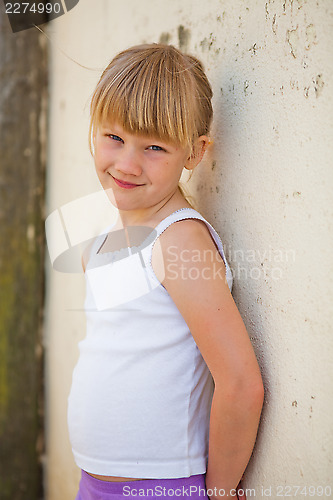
[93,122,193,215]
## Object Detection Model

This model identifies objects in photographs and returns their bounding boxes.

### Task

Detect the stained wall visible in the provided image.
[45,1,333,498]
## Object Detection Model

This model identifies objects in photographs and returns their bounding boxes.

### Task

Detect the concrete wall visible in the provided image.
[45,0,333,498]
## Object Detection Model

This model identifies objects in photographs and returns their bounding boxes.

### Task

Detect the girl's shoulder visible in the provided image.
[155,208,221,252]
[154,207,207,231]
[157,212,220,256]
[152,208,233,291]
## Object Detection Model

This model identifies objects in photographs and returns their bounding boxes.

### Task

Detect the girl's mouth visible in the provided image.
[111,176,143,189]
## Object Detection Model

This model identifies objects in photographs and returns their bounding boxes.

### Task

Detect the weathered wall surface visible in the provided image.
[0,6,47,500]
[45,0,333,499]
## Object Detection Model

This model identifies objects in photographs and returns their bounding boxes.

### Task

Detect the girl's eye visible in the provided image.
[108,134,123,143]
[148,145,165,151]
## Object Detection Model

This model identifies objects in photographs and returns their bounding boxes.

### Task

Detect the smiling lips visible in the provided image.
[111,175,143,189]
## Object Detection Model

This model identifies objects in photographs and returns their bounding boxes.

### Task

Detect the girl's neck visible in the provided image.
[115,189,192,229]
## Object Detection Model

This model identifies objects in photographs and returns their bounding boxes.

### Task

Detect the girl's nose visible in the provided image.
[114,148,142,177]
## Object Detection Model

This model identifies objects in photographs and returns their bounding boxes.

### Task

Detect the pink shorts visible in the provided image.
[75,471,210,500]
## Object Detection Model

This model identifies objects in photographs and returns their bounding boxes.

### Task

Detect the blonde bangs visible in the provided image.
[90,45,212,152]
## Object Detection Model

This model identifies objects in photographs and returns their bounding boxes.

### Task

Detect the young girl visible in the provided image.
[67,43,264,500]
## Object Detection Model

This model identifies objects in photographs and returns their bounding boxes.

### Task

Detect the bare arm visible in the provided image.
[152,219,264,498]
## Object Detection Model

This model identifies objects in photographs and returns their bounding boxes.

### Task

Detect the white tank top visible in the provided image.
[67,208,233,478]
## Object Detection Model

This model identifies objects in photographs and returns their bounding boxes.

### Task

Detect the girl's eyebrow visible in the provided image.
[99,125,177,149]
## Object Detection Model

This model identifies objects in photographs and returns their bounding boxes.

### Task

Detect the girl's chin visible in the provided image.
[103,189,140,211]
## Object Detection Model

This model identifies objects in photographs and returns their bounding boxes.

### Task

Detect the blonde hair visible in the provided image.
[90,43,213,153]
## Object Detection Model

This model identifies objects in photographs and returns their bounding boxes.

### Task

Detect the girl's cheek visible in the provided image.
[96,148,109,165]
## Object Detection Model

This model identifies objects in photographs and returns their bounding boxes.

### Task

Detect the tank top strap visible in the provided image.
[149,208,233,291]
[85,221,117,271]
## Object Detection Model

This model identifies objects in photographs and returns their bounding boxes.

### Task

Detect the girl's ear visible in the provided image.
[184,135,210,171]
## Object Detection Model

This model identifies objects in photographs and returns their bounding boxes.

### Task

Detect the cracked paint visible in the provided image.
[314,74,324,98]
[200,33,219,53]
[305,24,317,50]
[272,13,277,35]
[287,26,299,58]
